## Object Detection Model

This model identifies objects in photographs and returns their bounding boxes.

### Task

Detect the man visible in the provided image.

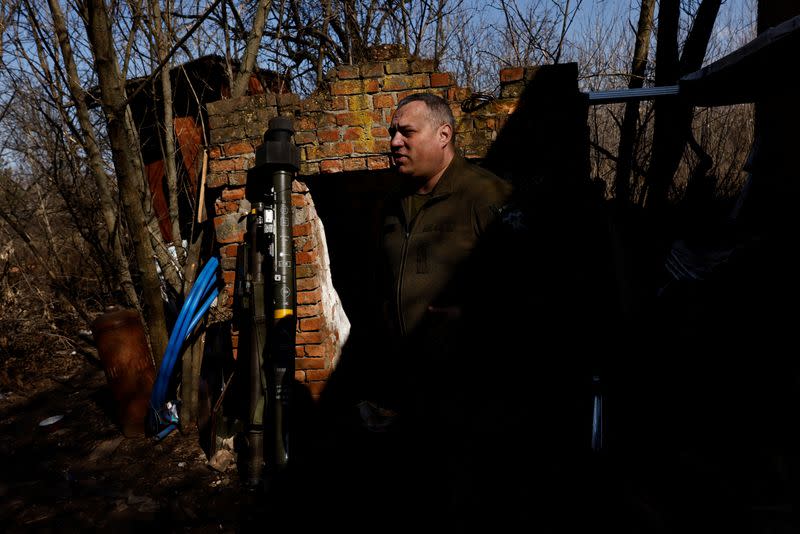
[380,92,513,348]
[346,92,512,529]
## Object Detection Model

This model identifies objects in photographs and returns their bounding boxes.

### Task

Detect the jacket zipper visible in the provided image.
[395,193,446,338]
[396,202,424,338]
[396,229,410,338]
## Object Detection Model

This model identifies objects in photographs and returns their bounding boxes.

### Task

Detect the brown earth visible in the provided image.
[3,337,799,534]
[0,347,252,533]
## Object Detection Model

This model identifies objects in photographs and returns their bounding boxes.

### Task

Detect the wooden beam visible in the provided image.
[679,14,800,106]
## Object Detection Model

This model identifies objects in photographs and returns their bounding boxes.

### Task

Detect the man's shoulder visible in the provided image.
[457,157,512,200]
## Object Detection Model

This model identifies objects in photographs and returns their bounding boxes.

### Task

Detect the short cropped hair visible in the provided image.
[396,93,455,135]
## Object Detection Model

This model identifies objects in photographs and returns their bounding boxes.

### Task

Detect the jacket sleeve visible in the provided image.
[472,177,513,236]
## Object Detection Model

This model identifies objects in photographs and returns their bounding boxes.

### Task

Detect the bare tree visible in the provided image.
[614,0,656,203]
[81,0,171,362]
[644,0,723,211]
[230,0,273,97]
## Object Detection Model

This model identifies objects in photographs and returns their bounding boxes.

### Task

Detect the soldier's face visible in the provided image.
[389,101,447,182]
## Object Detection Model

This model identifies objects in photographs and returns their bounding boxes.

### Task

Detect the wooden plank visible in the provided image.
[680,14,800,106]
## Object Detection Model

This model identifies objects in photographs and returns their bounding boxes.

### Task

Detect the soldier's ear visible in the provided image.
[439,123,453,148]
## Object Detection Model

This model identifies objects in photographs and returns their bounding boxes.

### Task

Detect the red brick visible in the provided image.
[361,62,385,78]
[336,65,360,79]
[295,265,315,279]
[296,116,316,131]
[318,128,340,142]
[347,95,370,111]
[335,141,354,156]
[294,370,306,382]
[373,140,390,153]
[293,221,312,236]
[430,72,453,87]
[364,79,380,93]
[317,111,336,129]
[296,276,320,291]
[373,94,395,109]
[385,59,408,74]
[225,141,254,156]
[492,100,517,114]
[296,358,326,370]
[331,96,347,110]
[296,250,318,264]
[294,131,316,145]
[216,200,241,215]
[383,75,413,91]
[278,93,299,108]
[297,303,321,317]
[292,180,308,194]
[301,238,315,252]
[367,156,391,170]
[222,270,236,284]
[221,187,245,200]
[343,158,367,171]
[300,162,320,175]
[301,98,322,112]
[304,344,326,357]
[205,171,227,189]
[292,193,307,207]
[304,145,321,161]
[210,158,240,172]
[411,74,430,88]
[371,126,390,138]
[228,171,248,186]
[500,67,524,83]
[397,89,426,101]
[300,316,324,331]
[297,288,322,304]
[344,127,364,141]
[208,146,222,159]
[335,112,363,127]
[296,331,325,344]
[448,86,471,102]
[220,244,239,258]
[306,368,331,381]
[295,346,306,357]
[331,79,363,95]
[217,229,245,244]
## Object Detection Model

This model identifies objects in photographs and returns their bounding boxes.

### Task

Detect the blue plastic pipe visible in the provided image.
[148,257,220,439]
[152,257,218,402]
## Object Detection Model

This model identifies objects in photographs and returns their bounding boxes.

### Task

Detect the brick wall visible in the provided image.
[205,44,544,398]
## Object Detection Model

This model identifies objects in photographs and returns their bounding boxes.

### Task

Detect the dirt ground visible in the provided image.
[0,346,253,533]
[3,338,800,534]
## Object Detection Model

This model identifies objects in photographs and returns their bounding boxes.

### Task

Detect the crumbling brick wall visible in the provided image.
[205,44,542,398]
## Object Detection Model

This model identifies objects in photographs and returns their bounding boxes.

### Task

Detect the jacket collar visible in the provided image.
[425,152,467,199]
[389,151,468,204]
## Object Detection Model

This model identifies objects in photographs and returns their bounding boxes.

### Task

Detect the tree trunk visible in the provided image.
[614,0,655,203]
[316,0,333,85]
[46,0,139,311]
[149,0,183,251]
[231,0,273,98]
[644,0,721,212]
[178,226,206,427]
[343,0,366,64]
[83,0,169,365]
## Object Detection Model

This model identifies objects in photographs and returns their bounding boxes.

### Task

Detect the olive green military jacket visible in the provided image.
[378,153,513,343]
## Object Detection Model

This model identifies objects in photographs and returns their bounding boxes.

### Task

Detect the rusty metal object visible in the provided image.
[92,308,155,437]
